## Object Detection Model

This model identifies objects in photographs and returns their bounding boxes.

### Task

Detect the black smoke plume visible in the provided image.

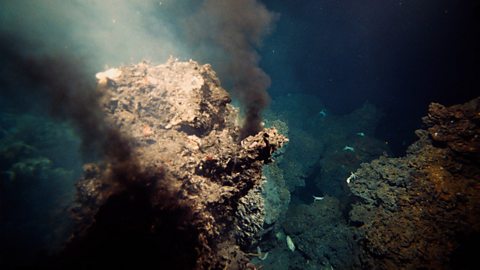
[0,34,198,269]
[0,35,133,181]
[0,0,278,267]
[187,0,277,139]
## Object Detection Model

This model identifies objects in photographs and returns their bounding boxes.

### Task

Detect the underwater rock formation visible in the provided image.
[63,59,287,269]
[262,161,291,225]
[349,97,480,269]
[252,96,387,270]
[261,119,290,225]
[265,94,388,202]
[282,197,360,269]
[0,114,81,266]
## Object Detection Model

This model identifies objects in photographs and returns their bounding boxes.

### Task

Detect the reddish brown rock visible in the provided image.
[424,97,480,157]
[349,97,480,270]
[64,59,287,270]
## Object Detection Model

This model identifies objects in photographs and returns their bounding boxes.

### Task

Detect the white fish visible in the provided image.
[286,235,295,252]
[346,172,357,184]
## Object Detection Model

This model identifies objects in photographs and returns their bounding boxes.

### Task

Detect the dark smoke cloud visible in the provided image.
[0,35,131,174]
[1,0,278,140]
[0,0,278,267]
[27,59,109,157]
[0,0,184,173]
[186,0,278,139]
[0,33,197,269]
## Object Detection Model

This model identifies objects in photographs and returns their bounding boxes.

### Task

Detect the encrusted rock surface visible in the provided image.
[266,95,388,198]
[283,197,360,269]
[349,97,480,269]
[67,59,287,269]
[424,98,480,157]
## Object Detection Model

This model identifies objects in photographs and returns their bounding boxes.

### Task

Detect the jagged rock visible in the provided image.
[262,163,290,225]
[0,114,80,266]
[261,119,290,225]
[235,187,266,248]
[265,94,388,198]
[68,59,287,269]
[423,97,480,157]
[349,97,480,269]
[283,197,360,269]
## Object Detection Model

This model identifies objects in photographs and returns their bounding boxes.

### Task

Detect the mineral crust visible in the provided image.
[65,59,287,269]
[349,97,480,269]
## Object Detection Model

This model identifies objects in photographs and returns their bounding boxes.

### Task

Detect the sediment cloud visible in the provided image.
[186,0,278,139]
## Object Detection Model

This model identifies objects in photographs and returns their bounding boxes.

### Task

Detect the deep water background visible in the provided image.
[0,105,82,266]
[261,0,480,155]
[254,2,480,268]
[1,0,480,268]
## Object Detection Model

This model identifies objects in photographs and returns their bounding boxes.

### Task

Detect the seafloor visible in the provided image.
[1,59,479,270]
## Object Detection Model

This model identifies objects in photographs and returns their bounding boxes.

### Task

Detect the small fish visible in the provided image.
[346,172,357,184]
[286,235,295,252]
[343,146,355,152]
[312,195,324,201]
[318,109,327,117]
[356,132,365,137]
[256,246,269,260]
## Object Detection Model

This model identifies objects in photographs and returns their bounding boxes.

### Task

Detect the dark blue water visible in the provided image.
[261,0,480,155]
[1,1,479,269]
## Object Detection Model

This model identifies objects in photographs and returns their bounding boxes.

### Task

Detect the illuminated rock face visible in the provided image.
[67,59,287,269]
[349,97,480,270]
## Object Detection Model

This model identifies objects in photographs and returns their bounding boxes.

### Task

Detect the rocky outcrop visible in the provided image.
[0,114,81,266]
[349,97,480,269]
[266,95,388,198]
[65,59,287,269]
[254,95,388,270]
[424,98,480,157]
[283,197,360,269]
